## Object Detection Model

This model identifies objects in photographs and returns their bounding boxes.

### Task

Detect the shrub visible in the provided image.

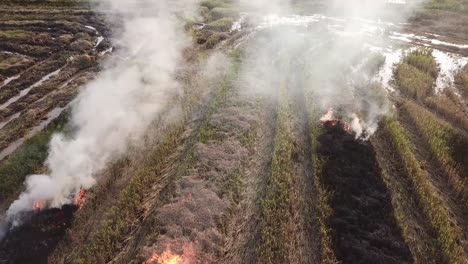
[205,17,234,32]
[395,63,434,99]
[404,48,438,79]
[200,0,232,10]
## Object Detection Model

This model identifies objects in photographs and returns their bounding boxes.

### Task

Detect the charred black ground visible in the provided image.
[317,121,413,264]
[0,204,77,264]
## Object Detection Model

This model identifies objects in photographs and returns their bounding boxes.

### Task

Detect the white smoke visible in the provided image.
[5,0,199,224]
[237,0,420,139]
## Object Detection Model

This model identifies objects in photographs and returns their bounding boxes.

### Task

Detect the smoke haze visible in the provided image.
[5,0,199,225]
[237,0,420,138]
[3,0,424,230]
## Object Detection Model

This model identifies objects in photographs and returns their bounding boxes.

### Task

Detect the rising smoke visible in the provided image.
[2,0,424,234]
[238,0,420,139]
[4,0,199,227]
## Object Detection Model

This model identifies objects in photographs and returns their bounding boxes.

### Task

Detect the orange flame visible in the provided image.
[144,242,196,264]
[74,188,87,210]
[32,200,44,211]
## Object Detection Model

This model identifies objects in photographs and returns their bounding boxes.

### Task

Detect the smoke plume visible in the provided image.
[238,0,419,139]
[5,0,199,225]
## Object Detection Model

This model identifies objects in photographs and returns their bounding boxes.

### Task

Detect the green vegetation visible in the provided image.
[0,30,32,40]
[75,54,237,263]
[75,120,187,263]
[404,49,439,79]
[205,17,234,32]
[424,93,468,131]
[209,7,239,21]
[455,64,468,98]
[395,49,438,100]
[383,117,464,263]
[258,85,296,264]
[200,0,233,10]
[305,95,338,264]
[401,100,467,195]
[205,32,229,49]
[0,110,69,202]
[424,0,468,12]
[373,132,444,264]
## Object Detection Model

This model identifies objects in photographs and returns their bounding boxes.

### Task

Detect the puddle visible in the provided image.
[373,49,403,92]
[432,49,468,93]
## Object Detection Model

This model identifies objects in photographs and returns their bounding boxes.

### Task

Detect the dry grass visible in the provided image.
[401,100,467,199]
[395,48,438,100]
[371,129,445,264]
[424,92,468,131]
[258,85,297,264]
[0,111,69,202]
[305,94,339,264]
[454,64,468,99]
[73,54,237,263]
[383,117,465,263]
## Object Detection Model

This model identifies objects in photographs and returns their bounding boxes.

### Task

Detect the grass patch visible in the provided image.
[75,120,187,263]
[401,100,467,195]
[382,117,464,263]
[395,49,438,100]
[307,102,339,264]
[395,63,434,99]
[208,7,239,21]
[424,0,468,12]
[0,30,32,40]
[258,85,296,264]
[205,17,234,32]
[200,0,233,10]
[424,93,468,131]
[0,110,69,202]
[75,54,238,263]
[404,48,438,78]
[454,64,468,99]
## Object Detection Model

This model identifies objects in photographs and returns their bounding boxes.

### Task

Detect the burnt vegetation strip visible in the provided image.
[383,118,466,263]
[0,204,78,264]
[314,121,412,264]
